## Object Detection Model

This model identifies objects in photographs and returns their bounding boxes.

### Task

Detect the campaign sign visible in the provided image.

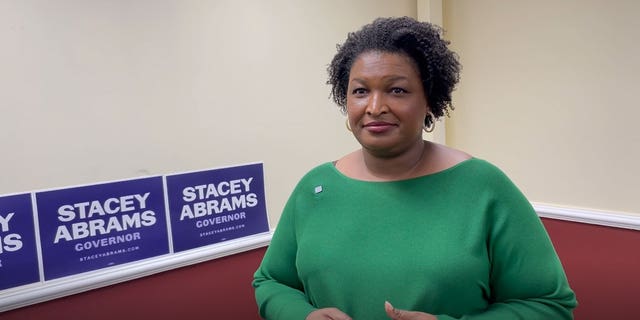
[35,177,169,280]
[166,163,269,252]
[0,193,40,290]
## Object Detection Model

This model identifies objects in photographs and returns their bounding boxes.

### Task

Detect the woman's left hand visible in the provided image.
[384,301,437,320]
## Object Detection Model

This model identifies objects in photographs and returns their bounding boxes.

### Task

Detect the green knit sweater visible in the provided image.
[253,158,576,319]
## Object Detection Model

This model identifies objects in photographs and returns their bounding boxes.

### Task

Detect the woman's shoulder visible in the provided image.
[427,143,514,182]
[295,162,339,184]
[428,142,473,173]
[304,161,336,176]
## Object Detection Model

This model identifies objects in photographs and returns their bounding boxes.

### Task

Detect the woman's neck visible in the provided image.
[360,140,429,181]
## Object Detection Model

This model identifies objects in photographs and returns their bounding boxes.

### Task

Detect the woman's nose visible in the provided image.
[366,92,387,115]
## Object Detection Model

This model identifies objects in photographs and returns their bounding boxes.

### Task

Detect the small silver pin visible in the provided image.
[314,186,323,194]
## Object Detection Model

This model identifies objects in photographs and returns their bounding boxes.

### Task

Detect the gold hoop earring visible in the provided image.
[423,112,436,133]
[345,118,352,132]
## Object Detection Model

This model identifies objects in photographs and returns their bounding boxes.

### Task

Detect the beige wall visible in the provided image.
[0,0,417,226]
[443,0,640,215]
[6,0,634,225]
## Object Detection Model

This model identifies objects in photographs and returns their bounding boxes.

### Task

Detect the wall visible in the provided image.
[1,247,267,320]
[0,0,416,227]
[542,219,640,319]
[443,0,640,215]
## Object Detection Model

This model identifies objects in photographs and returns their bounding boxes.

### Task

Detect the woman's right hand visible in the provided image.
[305,308,352,320]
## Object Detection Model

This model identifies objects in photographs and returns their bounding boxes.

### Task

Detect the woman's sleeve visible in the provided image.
[252,187,316,320]
[438,167,577,320]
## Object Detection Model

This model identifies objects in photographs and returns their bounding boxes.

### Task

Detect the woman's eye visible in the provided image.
[352,88,367,95]
[391,87,407,94]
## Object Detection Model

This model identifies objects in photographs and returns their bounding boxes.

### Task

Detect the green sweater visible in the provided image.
[253,158,576,319]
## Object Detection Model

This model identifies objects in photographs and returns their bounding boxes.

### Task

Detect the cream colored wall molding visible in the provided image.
[0,232,272,313]
[534,203,640,231]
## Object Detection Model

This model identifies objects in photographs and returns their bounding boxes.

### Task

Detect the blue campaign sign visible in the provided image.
[166,163,269,252]
[0,193,40,290]
[35,177,169,280]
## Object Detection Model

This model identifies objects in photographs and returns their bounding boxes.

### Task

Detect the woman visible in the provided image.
[253,17,576,320]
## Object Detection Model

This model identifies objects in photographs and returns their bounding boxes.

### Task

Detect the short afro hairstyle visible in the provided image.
[327,16,461,128]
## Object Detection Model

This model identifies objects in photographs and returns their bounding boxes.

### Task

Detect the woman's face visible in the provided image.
[346,51,428,156]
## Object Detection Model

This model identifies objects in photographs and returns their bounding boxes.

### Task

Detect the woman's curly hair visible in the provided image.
[327,16,461,128]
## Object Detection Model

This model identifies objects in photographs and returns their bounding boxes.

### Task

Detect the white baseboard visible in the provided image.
[533,203,640,231]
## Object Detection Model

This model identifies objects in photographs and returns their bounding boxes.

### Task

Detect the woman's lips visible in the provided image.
[363,121,396,133]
